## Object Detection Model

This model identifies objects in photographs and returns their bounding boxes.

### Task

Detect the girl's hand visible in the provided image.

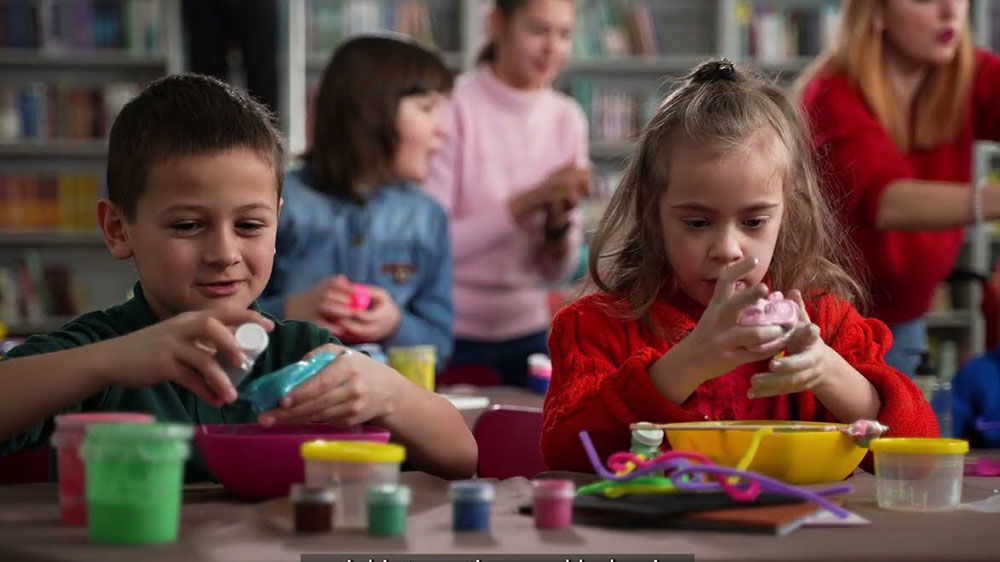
[747,290,832,398]
[283,275,353,332]
[338,285,402,344]
[681,257,791,381]
[258,344,406,428]
[101,308,274,407]
[508,164,590,222]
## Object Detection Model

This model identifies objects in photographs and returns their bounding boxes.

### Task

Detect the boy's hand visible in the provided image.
[338,286,402,344]
[680,257,791,382]
[101,308,274,407]
[257,344,406,428]
[748,290,832,398]
[284,274,353,332]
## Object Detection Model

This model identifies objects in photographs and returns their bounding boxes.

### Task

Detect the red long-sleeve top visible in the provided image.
[800,50,1000,325]
[541,290,938,473]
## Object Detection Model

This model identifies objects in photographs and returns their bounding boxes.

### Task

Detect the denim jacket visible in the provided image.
[260,168,454,361]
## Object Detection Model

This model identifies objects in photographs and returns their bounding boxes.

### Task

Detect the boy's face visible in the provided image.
[116,149,280,319]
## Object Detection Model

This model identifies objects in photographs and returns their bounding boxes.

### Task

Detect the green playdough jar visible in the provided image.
[80,422,193,545]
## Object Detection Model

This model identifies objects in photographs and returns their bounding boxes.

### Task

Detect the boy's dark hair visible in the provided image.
[305,35,453,201]
[107,73,284,220]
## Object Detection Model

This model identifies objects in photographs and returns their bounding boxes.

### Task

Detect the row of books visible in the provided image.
[0,256,86,333]
[0,82,138,142]
[573,0,661,58]
[0,0,161,53]
[0,172,102,230]
[307,0,460,56]
[733,0,840,62]
[570,78,659,143]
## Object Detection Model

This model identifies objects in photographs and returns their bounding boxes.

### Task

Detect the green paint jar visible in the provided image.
[80,422,193,545]
[366,484,410,537]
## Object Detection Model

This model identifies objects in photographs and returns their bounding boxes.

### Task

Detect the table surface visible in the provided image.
[3,387,999,562]
[2,471,1000,562]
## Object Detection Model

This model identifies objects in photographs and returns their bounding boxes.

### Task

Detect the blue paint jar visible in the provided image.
[448,480,494,532]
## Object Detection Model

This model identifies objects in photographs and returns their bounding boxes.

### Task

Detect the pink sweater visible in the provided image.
[423,67,589,341]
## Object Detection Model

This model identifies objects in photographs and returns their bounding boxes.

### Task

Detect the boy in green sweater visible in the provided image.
[0,74,476,481]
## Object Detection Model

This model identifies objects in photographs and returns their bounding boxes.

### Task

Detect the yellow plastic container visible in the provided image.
[662,421,868,484]
[388,346,436,391]
[300,441,406,529]
[869,438,969,511]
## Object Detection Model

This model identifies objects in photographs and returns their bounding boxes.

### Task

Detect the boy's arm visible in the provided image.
[0,345,109,446]
[371,383,477,480]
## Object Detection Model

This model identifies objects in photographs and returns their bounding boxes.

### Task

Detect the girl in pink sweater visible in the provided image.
[423,0,590,387]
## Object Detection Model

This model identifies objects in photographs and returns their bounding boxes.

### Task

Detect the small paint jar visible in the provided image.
[367,484,411,537]
[291,484,335,533]
[51,412,154,526]
[527,354,552,395]
[532,479,574,529]
[80,422,193,545]
[449,480,494,532]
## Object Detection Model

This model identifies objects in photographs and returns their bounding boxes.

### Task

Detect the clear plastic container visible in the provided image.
[870,438,969,511]
[300,440,405,529]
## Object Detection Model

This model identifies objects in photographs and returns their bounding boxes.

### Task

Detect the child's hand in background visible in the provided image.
[99,307,274,407]
[258,343,406,428]
[337,285,401,344]
[508,164,590,223]
[284,274,354,332]
[748,289,832,398]
[681,258,791,380]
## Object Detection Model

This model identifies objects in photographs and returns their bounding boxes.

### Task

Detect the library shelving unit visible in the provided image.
[0,0,184,337]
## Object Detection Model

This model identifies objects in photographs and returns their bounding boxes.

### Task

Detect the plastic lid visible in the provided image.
[532,479,575,499]
[449,480,495,502]
[631,424,664,446]
[527,354,551,369]
[367,484,412,506]
[235,323,269,357]
[300,440,406,463]
[290,483,336,504]
[84,422,193,442]
[54,412,155,431]
[870,438,969,455]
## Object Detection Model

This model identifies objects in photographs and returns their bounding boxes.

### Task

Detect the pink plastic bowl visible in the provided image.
[194,424,390,500]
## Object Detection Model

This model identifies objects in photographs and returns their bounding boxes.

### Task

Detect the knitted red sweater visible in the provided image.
[541,291,938,472]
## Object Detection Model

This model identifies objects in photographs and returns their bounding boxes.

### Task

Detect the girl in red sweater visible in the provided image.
[541,60,938,473]
[798,0,1000,377]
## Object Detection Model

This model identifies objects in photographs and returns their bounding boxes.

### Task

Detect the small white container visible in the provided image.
[300,440,405,529]
[870,438,969,511]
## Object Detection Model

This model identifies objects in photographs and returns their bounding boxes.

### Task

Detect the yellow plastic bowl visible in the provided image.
[662,420,867,485]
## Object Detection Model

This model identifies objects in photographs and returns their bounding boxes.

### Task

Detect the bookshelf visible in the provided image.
[0,0,183,337]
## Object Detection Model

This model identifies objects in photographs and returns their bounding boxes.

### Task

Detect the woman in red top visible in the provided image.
[541,60,937,473]
[799,0,1000,377]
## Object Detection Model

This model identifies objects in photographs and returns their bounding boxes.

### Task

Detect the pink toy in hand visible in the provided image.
[349,284,372,311]
[739,291,799,330]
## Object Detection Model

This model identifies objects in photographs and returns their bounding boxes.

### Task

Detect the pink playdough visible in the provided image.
[350,284,372,311]
[739,292,799,330]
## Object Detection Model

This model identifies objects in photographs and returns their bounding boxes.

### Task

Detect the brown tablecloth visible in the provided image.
[2,469,999,562]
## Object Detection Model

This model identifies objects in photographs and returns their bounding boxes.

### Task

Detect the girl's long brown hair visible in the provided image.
[589,60,866,326]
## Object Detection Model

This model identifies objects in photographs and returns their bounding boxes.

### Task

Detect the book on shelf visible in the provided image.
[0,250,87,334]
[0,81,138,143]
[0,171,101,230]
[306,0,458,57]
[1,0,161,54]
[570,77,658,143]
[734,0,840,64]
[573,0,662,58]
